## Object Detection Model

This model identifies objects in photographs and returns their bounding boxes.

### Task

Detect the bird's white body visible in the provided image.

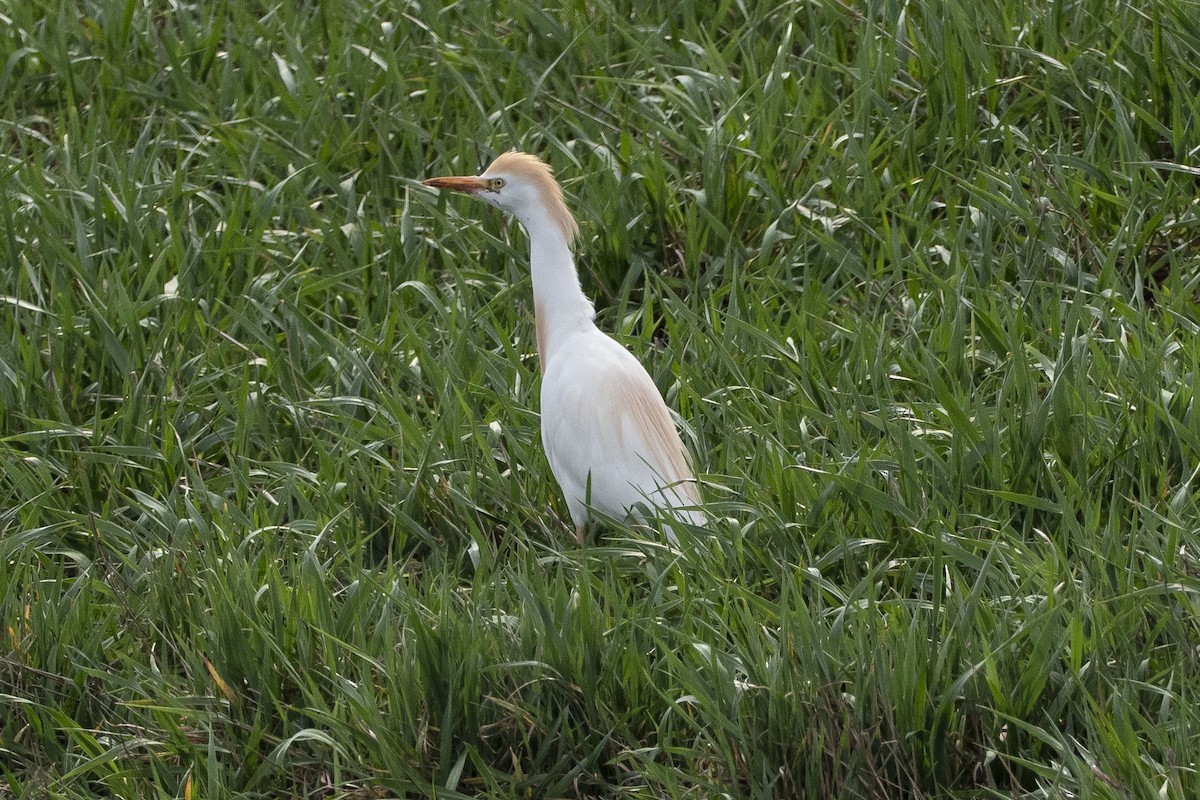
[540,326,705,530]
[423,151,704,539]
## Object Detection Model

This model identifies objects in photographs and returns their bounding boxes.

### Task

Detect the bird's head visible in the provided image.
[422,151,579,244]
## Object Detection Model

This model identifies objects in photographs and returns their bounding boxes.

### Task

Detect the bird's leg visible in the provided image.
[574,524,585,544]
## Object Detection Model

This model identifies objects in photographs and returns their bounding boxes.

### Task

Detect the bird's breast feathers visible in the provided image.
[540,332,699,514]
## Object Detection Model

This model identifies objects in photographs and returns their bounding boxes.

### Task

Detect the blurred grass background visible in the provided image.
[2,0,1199,797]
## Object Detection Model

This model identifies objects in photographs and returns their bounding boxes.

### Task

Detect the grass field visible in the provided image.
[3,0,1200,796]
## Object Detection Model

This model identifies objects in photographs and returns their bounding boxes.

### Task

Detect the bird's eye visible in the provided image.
[489,178,506,191]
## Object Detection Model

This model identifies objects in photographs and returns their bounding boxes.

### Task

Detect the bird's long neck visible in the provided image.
[520,214,595,372]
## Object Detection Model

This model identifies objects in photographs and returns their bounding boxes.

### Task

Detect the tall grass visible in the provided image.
[2,0,1199,797]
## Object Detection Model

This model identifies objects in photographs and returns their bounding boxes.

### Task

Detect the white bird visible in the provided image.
[422,151,705,542]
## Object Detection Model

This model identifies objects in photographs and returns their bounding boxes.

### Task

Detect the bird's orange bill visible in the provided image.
[421,176,487,194]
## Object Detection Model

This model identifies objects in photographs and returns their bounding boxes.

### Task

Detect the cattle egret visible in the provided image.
[422,151,705,541]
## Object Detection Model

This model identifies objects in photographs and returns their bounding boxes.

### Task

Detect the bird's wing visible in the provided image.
[607,365,701,500]
[541,334,701,521]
